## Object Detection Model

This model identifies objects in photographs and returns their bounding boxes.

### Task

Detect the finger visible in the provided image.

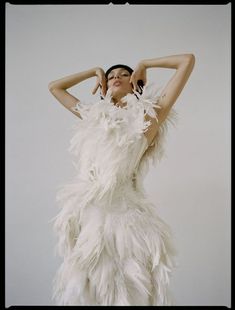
[92,81,99,95]
[102,83,107,96]
[131,74,139,92]
[100,78,107,96]
[132,80,138,92]
[137,81,143,93]
[129,74,135,85]
[91,84,98,95]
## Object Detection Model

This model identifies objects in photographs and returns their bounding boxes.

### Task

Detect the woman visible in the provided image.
[49,54,195,306]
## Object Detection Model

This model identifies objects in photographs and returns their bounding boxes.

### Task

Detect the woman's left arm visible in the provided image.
[131,54,195,124]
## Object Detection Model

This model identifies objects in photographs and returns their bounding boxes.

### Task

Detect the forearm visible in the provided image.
[48,67,98,90]
[140,54,195,70]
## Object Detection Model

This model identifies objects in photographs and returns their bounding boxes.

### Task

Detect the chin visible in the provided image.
[114,89,132,98]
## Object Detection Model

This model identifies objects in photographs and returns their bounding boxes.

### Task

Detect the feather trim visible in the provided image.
[51,82,178,305]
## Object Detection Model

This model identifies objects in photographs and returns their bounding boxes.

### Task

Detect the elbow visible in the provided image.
[185,53,196,65]
[48,82,66,93]
[48,82,61,94]
[48,82,56,92]
[181,54,195,72]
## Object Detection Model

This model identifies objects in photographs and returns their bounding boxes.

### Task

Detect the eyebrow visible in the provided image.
[108,69,129,76]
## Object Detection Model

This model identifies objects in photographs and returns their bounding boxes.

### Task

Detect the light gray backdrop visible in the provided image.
[6,3,231,307]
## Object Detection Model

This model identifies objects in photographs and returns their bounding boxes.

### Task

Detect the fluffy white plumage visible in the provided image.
[51,83,178,305]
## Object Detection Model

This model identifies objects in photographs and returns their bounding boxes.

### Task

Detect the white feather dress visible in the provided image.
[51,83,177,306]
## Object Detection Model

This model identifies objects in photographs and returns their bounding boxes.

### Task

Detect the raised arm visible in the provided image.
[48,67,107,119]
[130,54,195,124]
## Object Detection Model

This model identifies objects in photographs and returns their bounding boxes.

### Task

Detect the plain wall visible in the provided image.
[6,3,231,307]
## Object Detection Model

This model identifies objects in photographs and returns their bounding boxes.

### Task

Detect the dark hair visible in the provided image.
[105,64,144,94]
[105,64,133,79]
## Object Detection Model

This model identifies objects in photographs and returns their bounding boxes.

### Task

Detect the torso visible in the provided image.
[114,102,159,148]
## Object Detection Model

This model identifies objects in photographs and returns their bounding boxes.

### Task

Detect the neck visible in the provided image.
[112,92,130,107]
[113,97,127,108]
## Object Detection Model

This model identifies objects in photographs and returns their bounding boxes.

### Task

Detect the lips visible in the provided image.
[113,81,122,86]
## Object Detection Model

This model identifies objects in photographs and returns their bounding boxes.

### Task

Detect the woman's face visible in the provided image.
[106,68,133,101]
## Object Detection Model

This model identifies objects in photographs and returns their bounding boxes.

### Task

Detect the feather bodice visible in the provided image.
[68,83,177,193]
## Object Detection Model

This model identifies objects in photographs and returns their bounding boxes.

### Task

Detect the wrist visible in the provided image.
[91,67,99,76]
[138,60,149,69]
[94,67,104,76]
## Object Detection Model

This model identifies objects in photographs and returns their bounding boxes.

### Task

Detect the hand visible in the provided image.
[92,67,107,97]
[129,62,147,92]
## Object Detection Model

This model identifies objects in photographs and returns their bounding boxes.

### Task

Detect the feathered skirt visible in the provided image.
[51,177,176,306]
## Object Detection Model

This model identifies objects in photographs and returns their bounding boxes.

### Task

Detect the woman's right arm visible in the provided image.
[48,67,106,119]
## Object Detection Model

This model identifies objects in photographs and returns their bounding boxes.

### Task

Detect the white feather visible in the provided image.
[51,83,177,305]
